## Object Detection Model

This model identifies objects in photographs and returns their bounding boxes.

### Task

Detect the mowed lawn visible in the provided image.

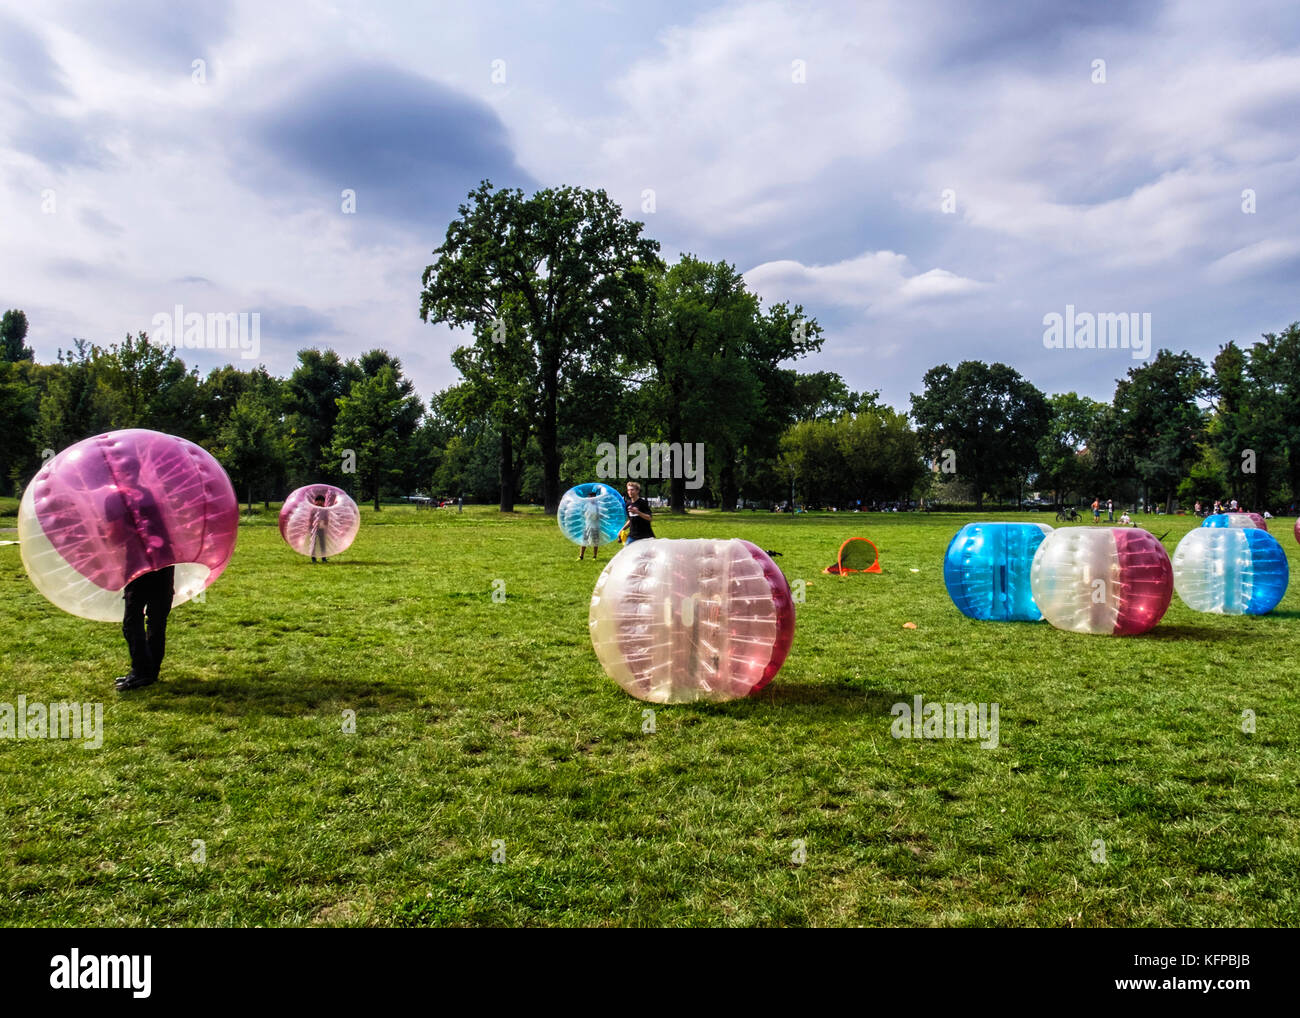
[1,502,1298,927]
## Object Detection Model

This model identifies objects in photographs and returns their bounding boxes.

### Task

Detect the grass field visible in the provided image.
[1,501,1298,927]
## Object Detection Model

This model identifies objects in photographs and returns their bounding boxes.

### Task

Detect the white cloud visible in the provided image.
[745,251,985,313]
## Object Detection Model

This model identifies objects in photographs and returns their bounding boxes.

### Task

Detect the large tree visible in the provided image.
[217,389,287,511]
[420,180,661,513]
[1,310,33,362]
[283,349,364,485]
[910,361,1049,509]
[1036,392,1107,505]
[1105,349,1208,511]
[629,255,823,512]
[98,331,200,433]
[1240,323,1300,508]
[330,364,423,511]
[34,340,117,454]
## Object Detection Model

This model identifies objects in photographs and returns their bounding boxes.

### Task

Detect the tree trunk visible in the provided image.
[247,485,253,512]
[499,427,515,512]
[540,361,560,515]
[668,403,685,514]
[719,459,738,512]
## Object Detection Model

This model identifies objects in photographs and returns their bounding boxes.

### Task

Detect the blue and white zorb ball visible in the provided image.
[943,522,1053,621]
[557,483,626,548]
[1203,512,1267,531]
[1172,527,1289,615]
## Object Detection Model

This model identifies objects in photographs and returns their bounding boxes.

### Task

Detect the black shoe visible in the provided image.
[322,557,328,562]
[312,557,317,563]
[115,673,157,691]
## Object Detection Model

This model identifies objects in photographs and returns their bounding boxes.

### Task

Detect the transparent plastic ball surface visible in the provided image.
[1203,512,1267,531]
[943,522,1052,621]
[1173,527,1288,615]
[18,429,239,621]
[278,485,360,558]
[589,538,796,703]
[1030,528,1172,635]
[558,483,626,547]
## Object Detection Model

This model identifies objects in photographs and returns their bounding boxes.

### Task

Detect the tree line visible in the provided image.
[3,182,1299,514]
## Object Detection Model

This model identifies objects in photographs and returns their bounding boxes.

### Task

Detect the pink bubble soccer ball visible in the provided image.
[278,484,361,559]
[1030,527,1173,635]
[18,429,239,621]
[589,538,796,703]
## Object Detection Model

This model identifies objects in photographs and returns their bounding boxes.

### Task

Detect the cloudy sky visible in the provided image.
[2,0,1298,412]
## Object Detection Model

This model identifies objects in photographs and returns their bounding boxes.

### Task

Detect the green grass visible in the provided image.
[1,502,1298,926]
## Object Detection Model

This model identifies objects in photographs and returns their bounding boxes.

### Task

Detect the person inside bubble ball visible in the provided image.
[624,481,655,544]
[107,461,175,692]
[579,499,602,561]
[310,491,331,563]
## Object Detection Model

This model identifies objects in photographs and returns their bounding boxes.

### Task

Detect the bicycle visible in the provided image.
[1055,506,1082,522]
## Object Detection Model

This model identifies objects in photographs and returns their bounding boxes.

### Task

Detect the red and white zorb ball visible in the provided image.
[278,484,360,558]
[1030,528,1173,635]
[18,429,239,621]
[589,539,796,703]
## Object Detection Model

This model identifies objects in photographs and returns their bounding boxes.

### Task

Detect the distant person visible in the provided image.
[1091,498,1101,523]
[458,494,463,513]
[1119,510,1132,526]
[1107,498,1114,522]
[1264,510,1273,519]
[310,492,330,563]
[624,481,655,543]
[1230,498,1239,511]
[1194,500,1202,516]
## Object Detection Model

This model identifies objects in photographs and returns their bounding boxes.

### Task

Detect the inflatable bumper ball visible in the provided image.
[558,483,626,548]
[944,522,1053,621]
[1173,527,1288,615]
[1030,528,1172,635]
[279,484,361,559]
[18,429,239,621]
[589,538,795,703]
[1203,513,1267,531]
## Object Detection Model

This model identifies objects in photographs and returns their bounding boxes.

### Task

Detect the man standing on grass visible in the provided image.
[109,467,175,693]
[624,481,655,544]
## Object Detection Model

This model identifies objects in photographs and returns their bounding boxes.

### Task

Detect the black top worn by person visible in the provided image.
[627,497,655,541]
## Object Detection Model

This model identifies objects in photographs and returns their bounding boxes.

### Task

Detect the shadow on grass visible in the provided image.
[1142,624,1238,641]
[131,673,424,717]
[309,561,402,567]
[708,682,910,714]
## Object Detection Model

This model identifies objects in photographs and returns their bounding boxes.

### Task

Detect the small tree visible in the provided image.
[330,366,423,511]
[217,391,286,511]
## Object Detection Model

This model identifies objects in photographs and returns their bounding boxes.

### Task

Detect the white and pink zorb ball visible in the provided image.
[589,539,796,703]
[18,429,239,621]
[1030,527,1173,636]
[278,485,360,559]
[1203,512,1267,531]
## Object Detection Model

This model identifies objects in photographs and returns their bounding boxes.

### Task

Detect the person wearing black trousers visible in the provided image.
[117,566,175,691]
[111,472,175,692]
